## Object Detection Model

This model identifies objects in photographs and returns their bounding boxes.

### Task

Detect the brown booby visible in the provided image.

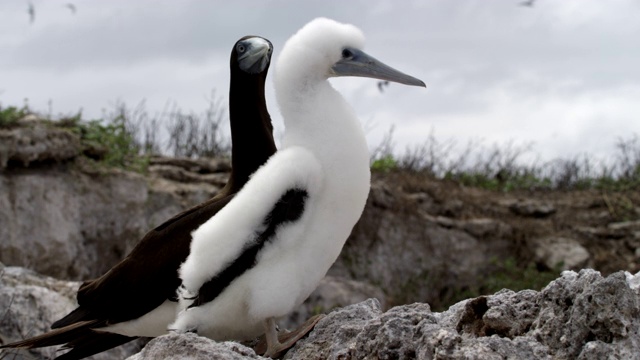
[0,35,276,360]
[169,18,425,357]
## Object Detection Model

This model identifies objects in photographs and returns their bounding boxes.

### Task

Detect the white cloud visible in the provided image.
[1,0,639,164]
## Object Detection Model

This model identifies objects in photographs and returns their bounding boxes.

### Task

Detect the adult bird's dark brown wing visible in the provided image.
[1,35,276,360]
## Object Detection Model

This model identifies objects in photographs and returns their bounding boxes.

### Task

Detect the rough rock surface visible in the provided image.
[127,333,259,360]
[534,236,591,270]
[2,119,640,334]
[0,168,148,279]
[0,165,221,280]
[0,119,81,169]
[0,265,381,359]
[283,275,388,330]
[2,167,639,308]
[331,180,517,307]
[0,263,145,360]
[332,174,640,308]
[0,120,229,280]
[122,269,640,360]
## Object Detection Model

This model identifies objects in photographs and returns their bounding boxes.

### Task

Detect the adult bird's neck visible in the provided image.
[223,72,277,196]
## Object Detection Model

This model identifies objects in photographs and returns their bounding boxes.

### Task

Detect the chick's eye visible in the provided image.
[236,44,245,53]
[341,48,353,59]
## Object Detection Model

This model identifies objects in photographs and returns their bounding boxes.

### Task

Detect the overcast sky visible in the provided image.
[1,0,639,164]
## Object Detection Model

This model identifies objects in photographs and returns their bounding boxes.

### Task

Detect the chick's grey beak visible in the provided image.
[238,37,273,74]
[330,47,425,87]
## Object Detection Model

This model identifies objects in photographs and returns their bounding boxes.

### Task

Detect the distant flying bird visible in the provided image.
[27,2,35,23]
[519,0,536,7]
[377,80,390,93]
[65,3,77,14]
[169,17,425,357]
[0,36,276,360]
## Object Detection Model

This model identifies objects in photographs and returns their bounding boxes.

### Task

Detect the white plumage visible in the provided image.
[171,17,424,356]
[172,148,326,340]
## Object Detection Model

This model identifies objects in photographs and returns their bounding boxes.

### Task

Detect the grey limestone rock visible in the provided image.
[127,333,261,360]
[281,269,640,360]
[531,270,640,359]
[6,267,639,360]
[0,264,144,360]
[506,199,556,218]
[0,167,217,280]
[0,168,150,279]
[0,120,81,169]
[284,298,383,360]
[533,236,591,270]
[283,276,387,330]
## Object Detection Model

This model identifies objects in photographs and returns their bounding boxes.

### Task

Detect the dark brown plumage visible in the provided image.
[0,36,276,360]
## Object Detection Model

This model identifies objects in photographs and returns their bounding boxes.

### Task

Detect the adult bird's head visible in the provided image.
[275,18,425,92]
[231,36,273,75]
[224,35,277,197]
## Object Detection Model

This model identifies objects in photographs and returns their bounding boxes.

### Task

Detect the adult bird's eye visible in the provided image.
[237,44,245,53]
[341,48,353,59]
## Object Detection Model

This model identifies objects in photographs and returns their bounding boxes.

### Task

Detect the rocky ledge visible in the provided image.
[128,269,639,359]
[2,267,639,359]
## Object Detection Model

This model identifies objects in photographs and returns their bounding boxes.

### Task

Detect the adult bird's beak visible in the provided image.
[238,37,273,74]
[330,47,425,87]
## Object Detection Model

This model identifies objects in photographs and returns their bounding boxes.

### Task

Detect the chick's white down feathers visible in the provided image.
[171,17,372,341]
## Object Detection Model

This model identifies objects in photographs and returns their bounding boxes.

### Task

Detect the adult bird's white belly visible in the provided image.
[97,300,177,337]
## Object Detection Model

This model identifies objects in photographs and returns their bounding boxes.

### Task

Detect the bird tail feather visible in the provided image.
[0,320,99,349]
[0,320,137,360]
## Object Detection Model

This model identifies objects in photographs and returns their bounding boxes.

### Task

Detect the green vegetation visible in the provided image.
[4,98,639,191]
[370,128,640,192]
[452,258,560,306]
[0,95,229,173]
[396,258,561,312]
[370,154,398,173]
[68,116,150,173]
[0,104,29,128]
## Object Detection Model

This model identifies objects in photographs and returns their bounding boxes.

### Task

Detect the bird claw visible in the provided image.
[254,314,325,358]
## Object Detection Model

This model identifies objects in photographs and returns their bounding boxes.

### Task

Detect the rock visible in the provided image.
[282,276,387,330]
[575,226,627,240]
[3,121,640,334]
[626,271,640,294]
[0,167,216,280]
[0,265,144,360]
[482,289,540,338]
[420,212,456,228]
[149,156,231,174]
[608,220,640,232]
[404,192,434,207]
[441,198,464,217]
[506,199,556,218]
[0,122,81,169]
[531,270,640,359]
[283,299,383,360]
[148,164,229,185]
[368,181,396,209]
[457,218,512,238]
[6,267,640,360]
[126,333,261,360]
[0,168,149,279]
[284,269,640,360]
[533,236,591,270]
[332,188,516,307]
[0,121,223,280]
